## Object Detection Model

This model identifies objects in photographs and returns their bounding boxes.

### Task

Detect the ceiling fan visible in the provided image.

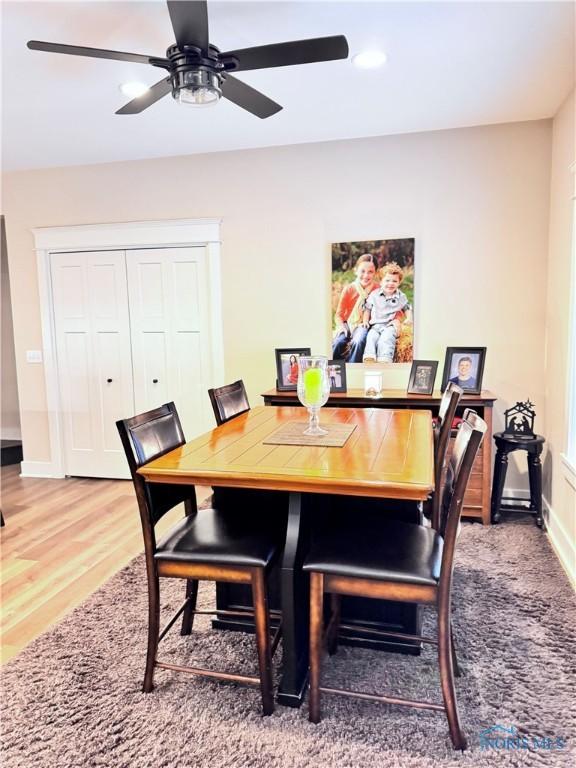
[27,0,349,118]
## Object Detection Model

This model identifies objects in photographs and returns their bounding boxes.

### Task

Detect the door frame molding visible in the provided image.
[33,218,223,478]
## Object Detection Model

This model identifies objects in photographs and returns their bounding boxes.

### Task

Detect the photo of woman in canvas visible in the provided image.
[332,253,379,362]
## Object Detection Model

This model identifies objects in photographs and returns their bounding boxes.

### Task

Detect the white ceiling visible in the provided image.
[2,0,574,171]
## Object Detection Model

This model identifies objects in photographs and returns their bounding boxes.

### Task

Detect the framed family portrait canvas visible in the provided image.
[275,347,311,391]
[440,347,486,395]
[407,360,438,395]
[330,238,415,365]
[327,360,347,393]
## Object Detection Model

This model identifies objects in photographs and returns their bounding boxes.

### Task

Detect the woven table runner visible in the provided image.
[263,421,357,448]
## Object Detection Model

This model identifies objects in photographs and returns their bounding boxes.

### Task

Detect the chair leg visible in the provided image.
[143,569,160,693]
[327,593,341,655]
[438,602,467,750]
[450,627,461,678]
[181,579,198,635]
[309,572,324,724]
[251,568,274,716]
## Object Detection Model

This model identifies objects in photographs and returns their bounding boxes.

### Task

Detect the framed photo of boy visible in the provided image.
[440,347,486,395]
[330,238,415,365]
[327,360,347,393]
[407,360,438,396]
[275,348,311,391]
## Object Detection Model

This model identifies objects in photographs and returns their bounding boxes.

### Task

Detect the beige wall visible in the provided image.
[1,216,21,440]
[544,89,575,583]
[2,121,552,484]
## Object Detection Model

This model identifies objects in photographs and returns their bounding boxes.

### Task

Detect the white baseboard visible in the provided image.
[502,486,530,501]
[543,497,576,589]
[20,460,64,479]
[0,428,22,441]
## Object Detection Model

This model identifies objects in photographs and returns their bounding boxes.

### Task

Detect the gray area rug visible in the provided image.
[2,519,575,767]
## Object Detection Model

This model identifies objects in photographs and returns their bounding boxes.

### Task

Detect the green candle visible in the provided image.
[304,367,323,405]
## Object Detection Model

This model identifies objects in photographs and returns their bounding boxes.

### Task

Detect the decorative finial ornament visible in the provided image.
[504,399,536,438]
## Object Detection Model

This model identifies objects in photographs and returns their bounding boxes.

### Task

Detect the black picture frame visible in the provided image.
[327,359,347,393]
[440,347,486,395]
[275,348,311,391]
[407,360,438,395]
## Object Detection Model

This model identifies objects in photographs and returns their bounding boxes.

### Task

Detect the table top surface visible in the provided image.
[138,406,434,500]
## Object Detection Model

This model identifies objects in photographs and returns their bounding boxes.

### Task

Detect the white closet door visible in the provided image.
[51,251,134,478]
[127,247,212,439]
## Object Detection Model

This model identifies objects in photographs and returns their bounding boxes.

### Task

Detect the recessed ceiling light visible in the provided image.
[352,50,387,69]
[119,81,150,99]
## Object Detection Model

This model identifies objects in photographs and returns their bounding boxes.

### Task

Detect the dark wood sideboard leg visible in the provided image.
[276,491,311,708]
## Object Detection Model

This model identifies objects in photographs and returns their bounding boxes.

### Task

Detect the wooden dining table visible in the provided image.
[138,405,434,707]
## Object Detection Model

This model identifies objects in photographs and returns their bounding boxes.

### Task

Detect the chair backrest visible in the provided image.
[116,402,195,544]
[437,410,487,592]
[208,380,250,426]
[431,382,463,529]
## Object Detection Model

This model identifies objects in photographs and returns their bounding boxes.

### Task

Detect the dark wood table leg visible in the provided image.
[276,491,311,708]
[527,445,544,528]
[490,444,509,524]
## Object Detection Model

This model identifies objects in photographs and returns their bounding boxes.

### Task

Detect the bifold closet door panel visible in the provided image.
[126,247,212,440]
[50,251,134,478]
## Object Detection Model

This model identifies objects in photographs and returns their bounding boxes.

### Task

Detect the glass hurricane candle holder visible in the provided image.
[364,370,383,398]
[297,356,330,436]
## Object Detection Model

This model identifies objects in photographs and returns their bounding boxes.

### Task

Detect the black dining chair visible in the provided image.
[116,401,283,715]
[204,379,252,515]
[304,409,487,750]
[208,380,250,426]
[428,382,463,529]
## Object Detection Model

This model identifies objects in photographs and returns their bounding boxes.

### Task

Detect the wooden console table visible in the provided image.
[262,388,496,525]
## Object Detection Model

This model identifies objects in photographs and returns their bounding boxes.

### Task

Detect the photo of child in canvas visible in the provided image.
[362,262,413,363]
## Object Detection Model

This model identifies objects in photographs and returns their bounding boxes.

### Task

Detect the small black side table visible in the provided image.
[491,432,545,527]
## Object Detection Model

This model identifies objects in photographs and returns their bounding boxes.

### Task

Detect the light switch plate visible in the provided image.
[26,350,43,363]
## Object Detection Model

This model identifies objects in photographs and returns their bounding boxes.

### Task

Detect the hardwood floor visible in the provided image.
[0,465,211,663]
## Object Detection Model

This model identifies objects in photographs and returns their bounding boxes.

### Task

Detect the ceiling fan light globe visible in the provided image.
[175,86,220,106]
[172,68,221,106]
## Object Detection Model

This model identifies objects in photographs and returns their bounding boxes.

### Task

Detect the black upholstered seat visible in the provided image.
[117,401,284,716]
[304,519,443,586]
[155,510,279,568]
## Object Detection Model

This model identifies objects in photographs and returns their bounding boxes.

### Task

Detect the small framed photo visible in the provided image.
[275,348,311,391]
[440,347,486,395]
[407,360,438,395]
[327,360,347,393]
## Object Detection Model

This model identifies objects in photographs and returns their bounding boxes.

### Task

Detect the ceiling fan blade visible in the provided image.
[221,35,349,72]
[27,40,166,66]
[221,75,282,119]
[167,0,209,50]
[116,77,172,115]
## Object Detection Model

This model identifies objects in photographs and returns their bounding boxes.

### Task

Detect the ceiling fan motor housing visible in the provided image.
[167,44,240,100]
